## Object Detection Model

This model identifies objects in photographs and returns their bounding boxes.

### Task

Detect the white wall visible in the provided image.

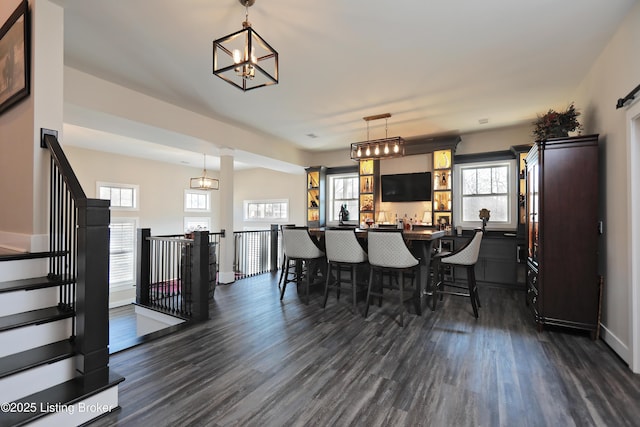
[572,1,640,363]
[66,146,306,234]
[458,123,533,155]
[0,0,64,250]
[65,146,220,234]
[234,168,306,229]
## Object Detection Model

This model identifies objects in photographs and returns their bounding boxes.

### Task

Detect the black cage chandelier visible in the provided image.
[350,113,405,160]
[213,0,279,91]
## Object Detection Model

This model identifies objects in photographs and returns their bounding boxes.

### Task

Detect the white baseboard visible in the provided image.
[0,231,48,253]
[600,323,630,365]
[218,270,235,284]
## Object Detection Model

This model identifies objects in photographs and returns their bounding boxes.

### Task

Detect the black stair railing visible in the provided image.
[41,128,111,384]
[233,227,279,279]
[137,229,211,321]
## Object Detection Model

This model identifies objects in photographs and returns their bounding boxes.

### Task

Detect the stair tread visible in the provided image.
[0,251,67,262]
[0,307,74,332]
[0,340,75,379]
[0,368,124,426]
[0,276,73,294]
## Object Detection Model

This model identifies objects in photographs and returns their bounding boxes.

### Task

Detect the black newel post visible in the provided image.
[270,224,279,273]
[136,228,151,306]
[75,198,111,384]
[191,231,210,320]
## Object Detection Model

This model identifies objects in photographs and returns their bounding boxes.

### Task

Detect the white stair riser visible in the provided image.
[0,287,58,317]
[29,386,120,427]
[0,357,77,403]
[0,258,48,282]
[0,319,73,358]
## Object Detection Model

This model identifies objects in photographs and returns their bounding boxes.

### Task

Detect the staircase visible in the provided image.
[0,129,124,426]
[0,252,123,426]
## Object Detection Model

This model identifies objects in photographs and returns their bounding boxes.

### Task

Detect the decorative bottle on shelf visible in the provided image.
[438,151,450,168]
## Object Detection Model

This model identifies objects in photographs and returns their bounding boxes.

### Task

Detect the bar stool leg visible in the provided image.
[322,262,333,308]
[399,272,405,327]
[351,265,357,314]
[467,266,479,318]
[365,267,375,318]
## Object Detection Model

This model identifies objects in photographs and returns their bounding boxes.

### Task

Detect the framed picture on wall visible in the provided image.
[0,0,30,115]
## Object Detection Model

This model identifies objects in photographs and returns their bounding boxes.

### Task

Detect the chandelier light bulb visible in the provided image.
[365,145,371,156]
[384,143,389,154]
[374,144,380,155]
[393,143,399,153]
[357,146,362,157]
[233,49,242,64]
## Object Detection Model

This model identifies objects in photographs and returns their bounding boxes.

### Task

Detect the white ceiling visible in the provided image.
[53,0,637,170]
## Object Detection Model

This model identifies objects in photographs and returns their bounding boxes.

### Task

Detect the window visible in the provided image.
[244,199,289,221]
[184,189,211,212]
[328,172,359,223]
[453,159,517,230]
[184,216,211,232]
[109,218,137,289]
[97,182,139,210]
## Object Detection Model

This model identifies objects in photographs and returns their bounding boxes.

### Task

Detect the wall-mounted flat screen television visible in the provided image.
[381,172,432,202]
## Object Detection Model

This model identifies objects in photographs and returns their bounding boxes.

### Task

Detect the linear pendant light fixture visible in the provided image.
[190,154,219,190]
[213,0,279,91]
[350,113,405,160]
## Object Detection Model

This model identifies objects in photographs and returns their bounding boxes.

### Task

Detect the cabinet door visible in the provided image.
[526,161,539,264]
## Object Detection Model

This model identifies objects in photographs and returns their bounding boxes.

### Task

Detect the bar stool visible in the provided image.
[277,224,296,289]
[323,228,368,314]
[432,229,483,318]
[365,229,421,327]
[280,226,326,305]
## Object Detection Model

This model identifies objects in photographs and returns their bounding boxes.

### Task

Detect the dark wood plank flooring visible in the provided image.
[90,274,640,427]
[109,304,137,350]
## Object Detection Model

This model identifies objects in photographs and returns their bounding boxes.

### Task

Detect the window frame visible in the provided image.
[243,199,289,222]
[184,216,211,232]
[96,181,139,211]
[326,171,359,225]
[453,158,517,230]
[184,189,211,212]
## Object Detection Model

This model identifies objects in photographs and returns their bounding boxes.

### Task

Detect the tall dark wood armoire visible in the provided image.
[525,134,601,337]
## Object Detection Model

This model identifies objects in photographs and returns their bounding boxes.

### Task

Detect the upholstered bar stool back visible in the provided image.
[365,229,421,327]
[280,227,325,304]
[323,228,368,313]
[433,229,483,317]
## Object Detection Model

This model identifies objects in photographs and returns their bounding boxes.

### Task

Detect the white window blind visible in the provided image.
[109,218,136,288]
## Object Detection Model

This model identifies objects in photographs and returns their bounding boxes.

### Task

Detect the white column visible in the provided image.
[217,148,235,283]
